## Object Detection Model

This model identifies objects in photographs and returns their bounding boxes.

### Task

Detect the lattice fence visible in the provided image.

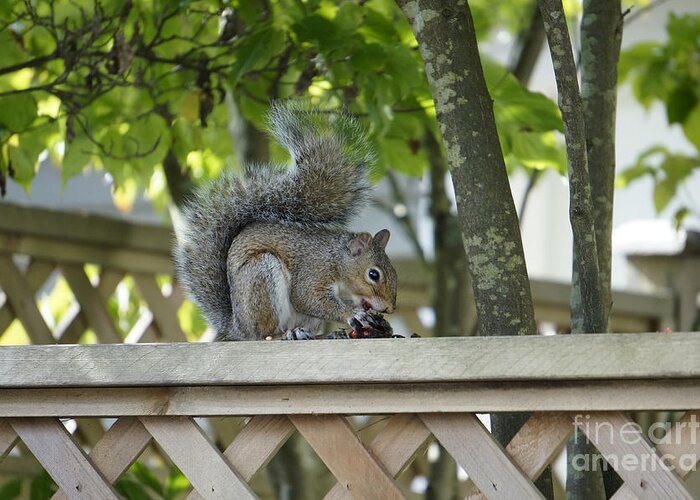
[0,336,699,499]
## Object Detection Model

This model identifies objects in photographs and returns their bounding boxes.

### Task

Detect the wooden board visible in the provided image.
[0,381,698,417]
[53,417,151,500]
[0,419,18,458]
[0,255,54,344]
[140,416,255,499]
[10,418,118,499]
[420,413,543,499]
[0,203,172,254]
[576,412,692,499]
[324,414,432,500]
[0,333,699,387]
[291,415,403,499]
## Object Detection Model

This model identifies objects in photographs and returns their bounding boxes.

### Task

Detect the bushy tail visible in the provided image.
[174,102,375,336]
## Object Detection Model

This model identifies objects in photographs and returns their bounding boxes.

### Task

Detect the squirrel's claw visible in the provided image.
[282,327,315,340]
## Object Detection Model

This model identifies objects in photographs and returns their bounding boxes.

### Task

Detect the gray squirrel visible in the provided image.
[174,102,397,341]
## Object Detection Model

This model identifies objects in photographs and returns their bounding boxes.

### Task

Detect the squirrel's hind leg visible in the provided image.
[228,253,286,340]
[229,252,322,340]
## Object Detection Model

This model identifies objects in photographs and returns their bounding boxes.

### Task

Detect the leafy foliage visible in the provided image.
[618,12,700,224]
[115,463,190,500]
[0,0,563,205]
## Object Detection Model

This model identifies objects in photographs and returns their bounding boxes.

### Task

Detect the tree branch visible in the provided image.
[537,0,605,336]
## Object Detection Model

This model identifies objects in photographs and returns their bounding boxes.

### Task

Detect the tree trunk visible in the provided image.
[396,1,549,496]
[574,2,625,498]
[537,0,623,498]
[580,0,623,331]
[395,0,537,341]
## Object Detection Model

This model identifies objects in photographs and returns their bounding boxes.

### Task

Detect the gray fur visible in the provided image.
[174,103,375,337]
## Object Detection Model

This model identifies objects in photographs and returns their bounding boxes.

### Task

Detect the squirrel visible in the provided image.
[174,102,397,341]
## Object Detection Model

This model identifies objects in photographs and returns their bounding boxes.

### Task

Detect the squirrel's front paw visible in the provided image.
[282,327,315,340]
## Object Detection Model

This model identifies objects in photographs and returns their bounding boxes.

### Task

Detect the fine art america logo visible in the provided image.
[572,414,699,473]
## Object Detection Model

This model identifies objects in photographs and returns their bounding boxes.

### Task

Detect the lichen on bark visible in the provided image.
[397,0,537,341]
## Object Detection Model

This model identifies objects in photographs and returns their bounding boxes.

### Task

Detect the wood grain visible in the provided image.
[140,416,255,499]
[324,414,432,500]
[0,419,18,459]
[0,255,54,344]
[469,412,573,499]
[291,414,403,499]
[53,417,151,500]
[421,413,543,499]
[10,418,118,499]
[0,333,699,387]
[577,411,692,499]
[61,264,122,343]
[0,381,697,417]
[611,410,700,500]
[0,259,54,335]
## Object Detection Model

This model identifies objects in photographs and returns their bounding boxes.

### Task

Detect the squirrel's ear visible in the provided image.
[348,232,372,256]
[374,229,390,250]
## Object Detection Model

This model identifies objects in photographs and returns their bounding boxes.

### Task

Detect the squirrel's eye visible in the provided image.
[368,268,380,283]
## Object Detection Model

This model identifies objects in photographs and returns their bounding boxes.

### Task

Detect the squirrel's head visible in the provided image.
[343,229,397,314]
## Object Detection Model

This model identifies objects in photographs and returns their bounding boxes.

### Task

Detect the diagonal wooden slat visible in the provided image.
[133,273,186,342]
[0,255,54,344]
[186,415,294,500]
[55,270,123,344]
[611,410,700,500]
[468,412,573,499]
[577,411,692,500]
[10,418,118,499]
[291,414,403,500]
[420,413,543,500]
[140,416,255,499]
[61,264,122,343]
[325,414,432,500]
[53,417,151,500]
[0,259,54,335]
[0,419,18,459]
[223,415,294,480]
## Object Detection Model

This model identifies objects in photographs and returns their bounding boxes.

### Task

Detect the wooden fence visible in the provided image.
[0,334,699,499]
[0,203,696,498]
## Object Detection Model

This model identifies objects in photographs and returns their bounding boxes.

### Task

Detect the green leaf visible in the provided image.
[510,132,567,174]
[62,135,97,183]
[114,478,153,500]
[30,471,56,500]
[660,153,698,182]
[0,93,38,132]
[618,42,660,83]
[8,145,39,188]
[165,464,190,499]
[292,14,337,47]
[485,62,562,133]
[228,28,285,88]
[351,43,386,72]
[0,479,22,500]
[653,177,676,213]
[616,163,655,188]
[130,461,164,496]
[379,137,426,177]
[682,105,700,151]
[334,2,363,36]
[666,84,697,124]
[673,207,690,230]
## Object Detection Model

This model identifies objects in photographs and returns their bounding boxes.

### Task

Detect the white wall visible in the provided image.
[510,0,700,288]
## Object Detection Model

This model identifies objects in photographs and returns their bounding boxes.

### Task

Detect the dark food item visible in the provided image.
[324,308,401,339]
